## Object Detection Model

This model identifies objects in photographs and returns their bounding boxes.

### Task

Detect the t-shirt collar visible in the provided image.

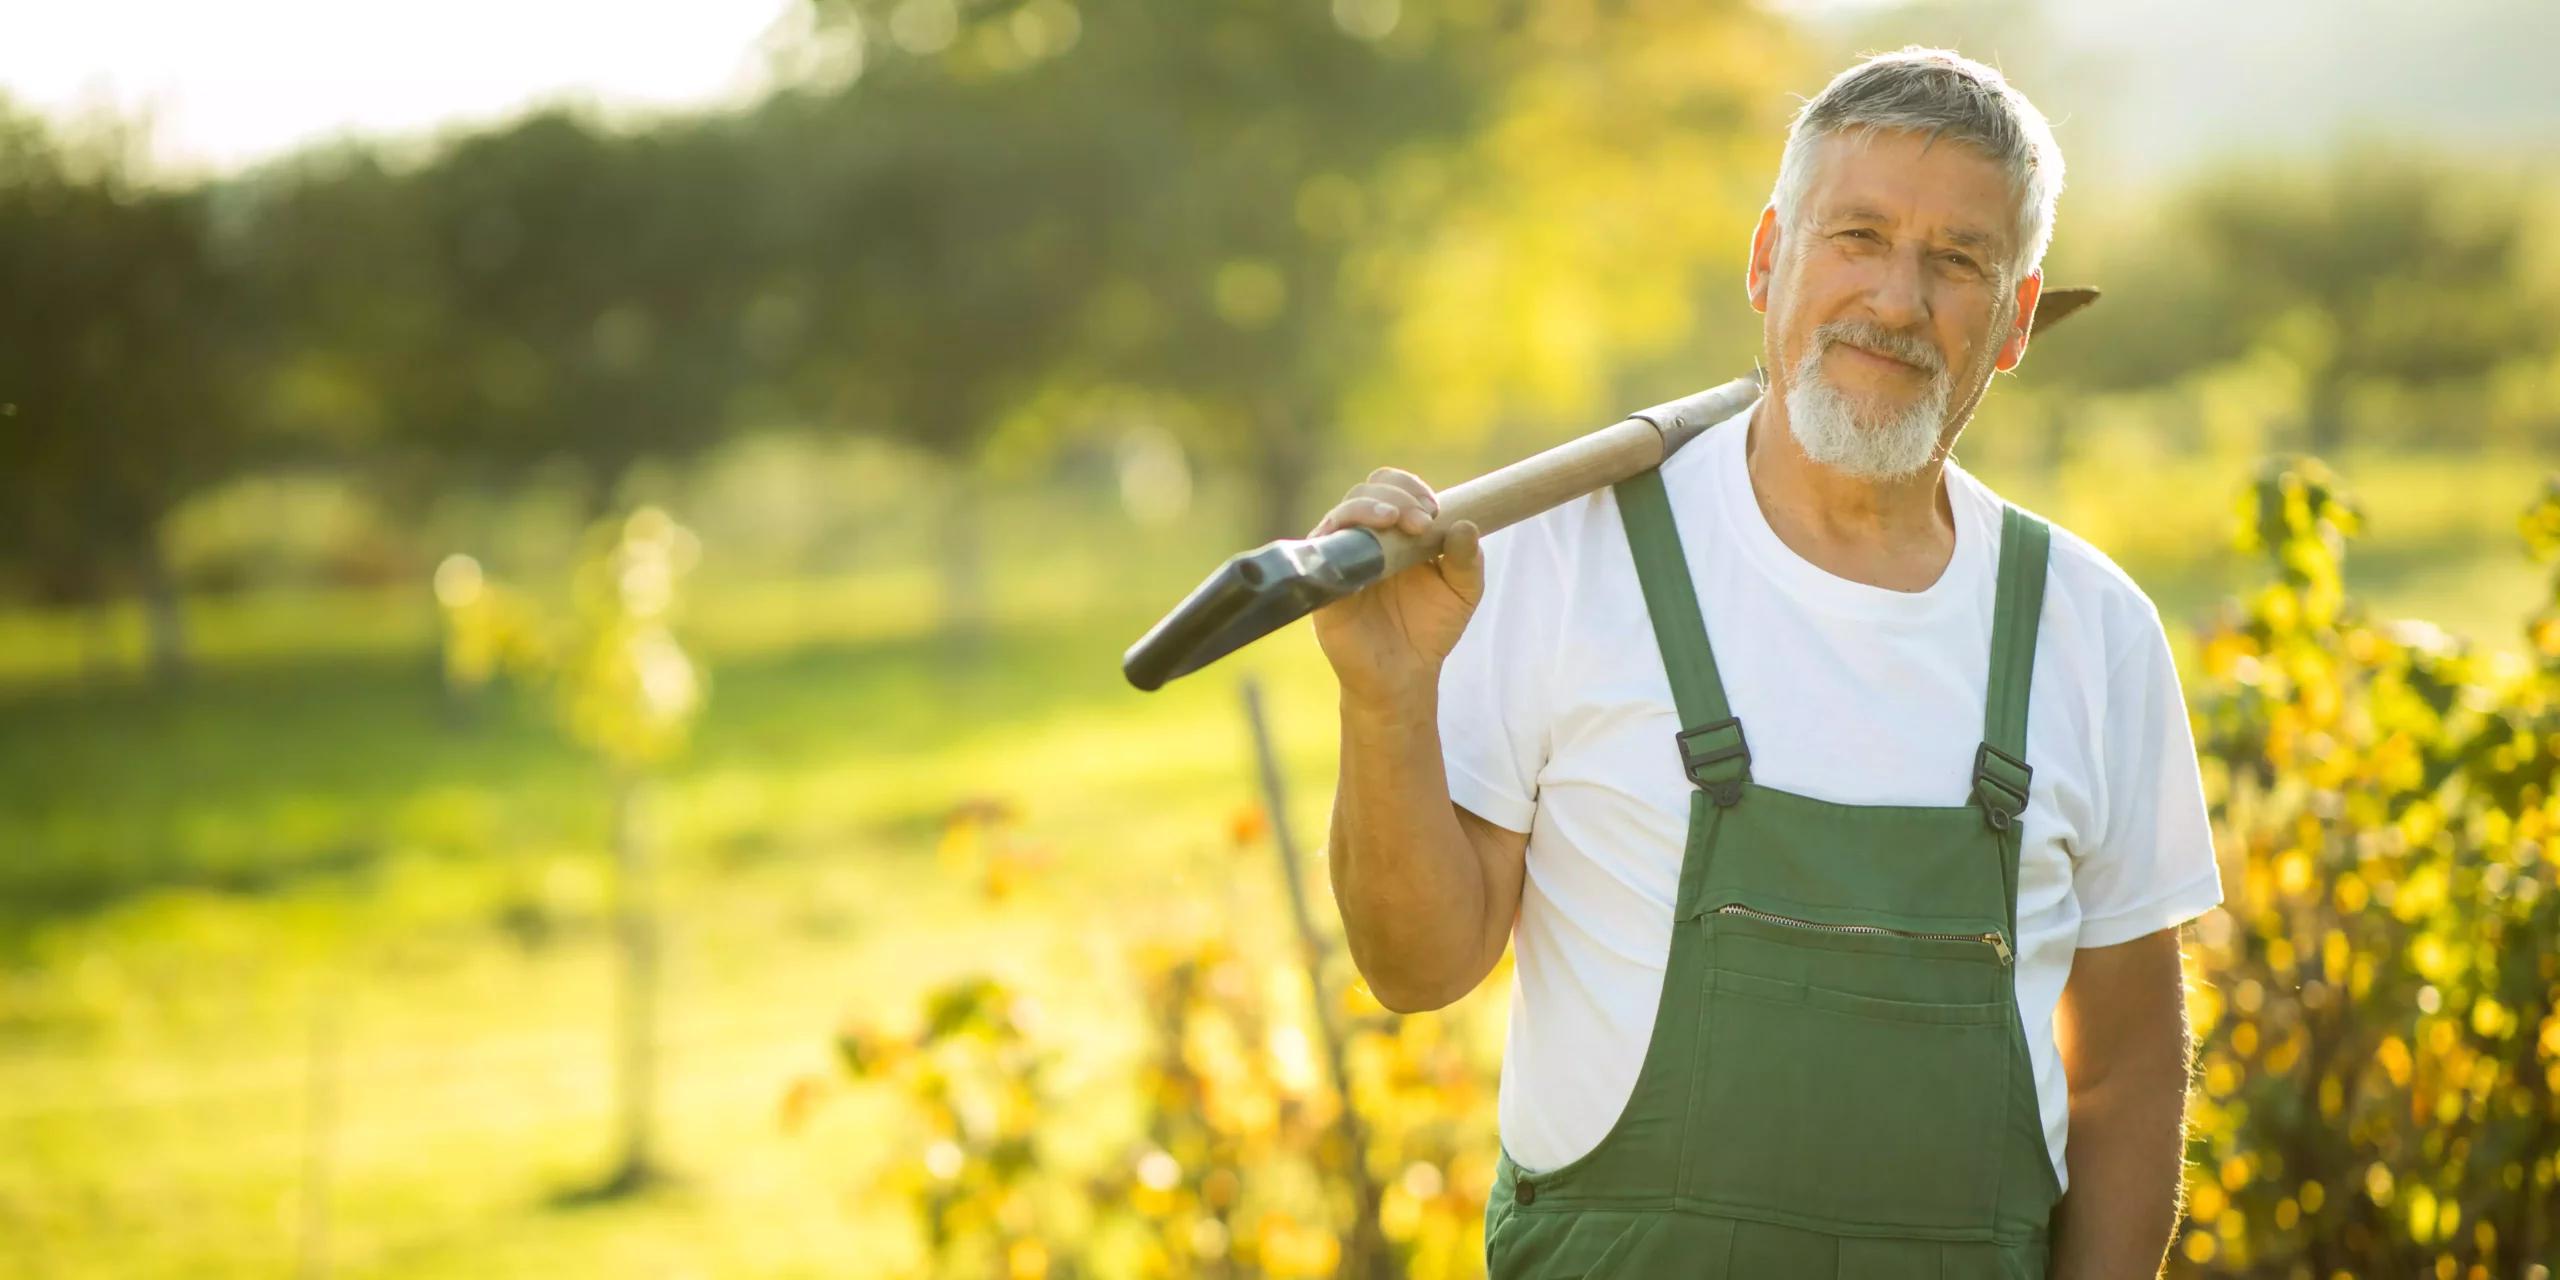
[1676,397,1991,626]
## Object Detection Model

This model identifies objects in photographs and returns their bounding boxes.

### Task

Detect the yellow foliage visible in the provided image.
[2277,848,2315,898]
[1348,2,1796,440]
[557,508,704,767]
[434,508,710,769]
[2178,463,2560,1277]
[432,553,549,692]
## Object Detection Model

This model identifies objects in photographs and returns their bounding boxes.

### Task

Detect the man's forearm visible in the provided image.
[1327,687,1495,1012]
[2051,931,2193,1280]
[2051,1073,2187,1278]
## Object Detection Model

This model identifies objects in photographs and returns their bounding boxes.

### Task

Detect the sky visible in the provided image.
[8,0,2554,184]
[0,0,799,175]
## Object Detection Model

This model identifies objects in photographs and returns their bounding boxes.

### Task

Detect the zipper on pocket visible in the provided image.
[1714,903,2013,966]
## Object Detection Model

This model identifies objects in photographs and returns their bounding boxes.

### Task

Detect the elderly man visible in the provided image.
[1311,49,2218,1278]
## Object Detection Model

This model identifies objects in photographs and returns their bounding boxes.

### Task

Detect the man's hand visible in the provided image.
[1308,468,1485,702]
[2050,926,2193,1279]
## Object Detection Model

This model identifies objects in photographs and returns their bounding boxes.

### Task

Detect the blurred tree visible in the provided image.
[558,507,705,1195]
[433,510,705,1195]
[222,146,440,490]
[1034,0,1489,543]
[408,113,777,495]
[0,103,248,683]
[779,0,1490,550]
[772,0,1795,557]
[2030,157,2560,455]
[0,1,1803,648]
[232,110,782,525]
[788,0,1484,545]
[747,53,1120,639]
[1347,0,1795,443]
[1070,0,1793,536]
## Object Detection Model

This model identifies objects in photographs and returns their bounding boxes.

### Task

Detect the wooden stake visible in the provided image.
[606,765,661,1193]
[296,990,337,1280]
[1241,677,1396,1280]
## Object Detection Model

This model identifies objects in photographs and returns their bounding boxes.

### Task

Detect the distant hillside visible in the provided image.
[1782,0,2560,182]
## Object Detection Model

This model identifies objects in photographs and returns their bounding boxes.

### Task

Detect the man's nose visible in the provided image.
[1867,246,1929,330]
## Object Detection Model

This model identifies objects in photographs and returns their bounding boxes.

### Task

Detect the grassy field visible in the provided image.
[0,503,1374,1278]
[2,445,2554,1278]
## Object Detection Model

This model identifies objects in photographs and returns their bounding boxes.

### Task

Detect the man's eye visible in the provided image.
[1837,229,1880,244]
[1940,252,1981,274]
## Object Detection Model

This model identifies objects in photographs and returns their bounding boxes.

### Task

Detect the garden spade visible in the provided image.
[1123,287,2100,690]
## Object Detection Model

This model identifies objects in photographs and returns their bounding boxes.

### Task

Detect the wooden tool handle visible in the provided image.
[1369,375,1763,578]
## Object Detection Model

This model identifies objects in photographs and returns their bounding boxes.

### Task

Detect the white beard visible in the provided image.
[1782,325,1954,482]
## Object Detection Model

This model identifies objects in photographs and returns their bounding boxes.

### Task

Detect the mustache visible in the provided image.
[1813,320,1946,376]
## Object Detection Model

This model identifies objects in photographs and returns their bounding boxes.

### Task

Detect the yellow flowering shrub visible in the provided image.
[2174,461,2560,1276]
[813,805,1502,1279]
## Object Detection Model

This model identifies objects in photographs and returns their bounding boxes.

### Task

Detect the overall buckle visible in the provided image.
[1973,742,2033,831]
[1677,718,1751,808]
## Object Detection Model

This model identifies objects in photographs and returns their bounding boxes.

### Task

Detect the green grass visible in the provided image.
[1,448,2553,1278]
[0,518,1363,1278]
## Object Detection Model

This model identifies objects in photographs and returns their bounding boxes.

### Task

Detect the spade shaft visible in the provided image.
[1371,376,1762,582]
[1120,376,1756,691]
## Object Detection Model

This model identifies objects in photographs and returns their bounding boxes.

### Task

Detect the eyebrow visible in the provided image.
[1821,206,2003,256]
[1941,226,1998,255]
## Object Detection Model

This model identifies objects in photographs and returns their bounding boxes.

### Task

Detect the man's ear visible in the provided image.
[1994,270,2043,373]
[1747,205,1780,315]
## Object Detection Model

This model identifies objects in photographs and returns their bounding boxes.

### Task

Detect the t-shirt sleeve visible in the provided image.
[2076,606,2225,948]
[1435,522,1557,835]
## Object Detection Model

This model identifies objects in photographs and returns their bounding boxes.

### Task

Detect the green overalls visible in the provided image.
[1481,468,2061,1278]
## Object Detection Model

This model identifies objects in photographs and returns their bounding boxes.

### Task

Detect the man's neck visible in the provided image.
[1742,395,1959,594]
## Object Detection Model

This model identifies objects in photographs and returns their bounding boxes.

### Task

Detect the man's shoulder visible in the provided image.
[1953,472,2165,651]
[2040,520,2152,614]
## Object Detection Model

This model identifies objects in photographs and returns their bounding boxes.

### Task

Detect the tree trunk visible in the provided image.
[1252,400,1316,545]
[1241,679,1398,1280]
[604,766,662,1194]
[2040,397,2071,483]
[937,465,988,660]
[137,535,188,687]
[80,584,120,686]
[296,994,338,1280]
[2305,374,2348,459]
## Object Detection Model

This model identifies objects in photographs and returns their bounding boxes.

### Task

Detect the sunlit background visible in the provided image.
[6,1,2560,1276]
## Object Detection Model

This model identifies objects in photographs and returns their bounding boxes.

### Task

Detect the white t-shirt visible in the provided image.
[1437,399,2222,1191]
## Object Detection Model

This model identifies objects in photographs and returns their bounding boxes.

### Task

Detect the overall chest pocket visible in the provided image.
[1687,912,2015,1237]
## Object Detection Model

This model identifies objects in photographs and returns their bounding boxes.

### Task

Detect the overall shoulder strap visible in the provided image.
[1615,468,1749,806]
[1975,504,2051,834]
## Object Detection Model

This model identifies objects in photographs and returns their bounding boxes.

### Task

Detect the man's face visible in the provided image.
[1749,127,2041,479]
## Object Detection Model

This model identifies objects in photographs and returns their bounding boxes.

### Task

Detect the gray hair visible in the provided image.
[1770,48,2065,279]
